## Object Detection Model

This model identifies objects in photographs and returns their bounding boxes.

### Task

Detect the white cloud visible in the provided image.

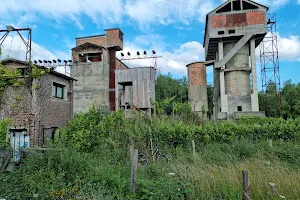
[257,33,300,62]
[277,34,300,61]
[125,0,215,28]
[0,35,70,74]
[220,0,289,8]
[0,0,216,30]
[120,34,204,75]
[257,0,289,8]
[0,0,291,31]
[0,0,123,29]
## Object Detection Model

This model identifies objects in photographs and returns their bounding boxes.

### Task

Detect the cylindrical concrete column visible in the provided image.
[223,42,252,115]
[224,42,251,96]
[186,62,208,118]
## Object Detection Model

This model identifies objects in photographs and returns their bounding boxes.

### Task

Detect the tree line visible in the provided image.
[156,73,299,118]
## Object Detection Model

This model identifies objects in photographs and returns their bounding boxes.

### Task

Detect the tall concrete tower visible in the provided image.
[204,0,267,119]
[71,28,125,113]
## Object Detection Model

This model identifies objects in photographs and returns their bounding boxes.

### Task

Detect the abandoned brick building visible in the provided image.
[0,58,75,151]
[71,28,128,113]
[0,28,155,157]
[71,28,155,116]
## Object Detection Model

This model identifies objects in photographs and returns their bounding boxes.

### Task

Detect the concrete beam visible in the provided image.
[215,34,253,69]
[240,0,243,10]
[250,38,257,93]
[218,41,228,113]
[250,38,259,111]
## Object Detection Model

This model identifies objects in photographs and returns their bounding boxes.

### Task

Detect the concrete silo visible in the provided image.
[187,62,208,118]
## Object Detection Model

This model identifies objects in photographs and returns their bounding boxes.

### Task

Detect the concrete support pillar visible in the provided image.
[250,38,259,111]
[218,41,228,114]
[240,0,243,10]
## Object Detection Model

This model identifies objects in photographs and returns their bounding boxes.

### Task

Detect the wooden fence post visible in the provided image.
[131,149,138,193]
[242,170,250,200]
[268,138,273,148]
[192,140,196,160]
[129,145,134,161]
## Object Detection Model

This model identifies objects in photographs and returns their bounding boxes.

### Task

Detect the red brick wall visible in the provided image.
[246,12,265,25]
[106,29,123,50]
[76,36,105,47]
[210,11,265,28]
[210,15,226,28]
[188,63,206,87]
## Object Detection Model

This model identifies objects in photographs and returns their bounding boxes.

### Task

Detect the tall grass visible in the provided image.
[0,109,299,199]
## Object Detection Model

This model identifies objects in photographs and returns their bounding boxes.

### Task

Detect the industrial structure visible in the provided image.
[116,67,156,117]
[192,0,269,119]
[0,58,75,159]
[71,28,156,115]
[186,62,208,118]
[71,28,127,113]
[260,14,281,117]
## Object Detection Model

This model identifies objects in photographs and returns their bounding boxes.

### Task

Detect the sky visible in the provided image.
[0,0,299,88]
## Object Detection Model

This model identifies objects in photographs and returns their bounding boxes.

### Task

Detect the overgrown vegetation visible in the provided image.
[0,48,50,97]
[0,118,12,147]
[0,108,299,199]
[1,68,300,199]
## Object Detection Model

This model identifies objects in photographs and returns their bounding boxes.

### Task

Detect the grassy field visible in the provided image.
[0,109,299,199]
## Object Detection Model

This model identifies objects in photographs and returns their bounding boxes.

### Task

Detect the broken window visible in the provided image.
[43,127,57,144]
[238,106,242,112]
[52,82,65,99]
[216,1,259,13]
[233,1,241,11]
[79,53,102,63]
[243,1,258,10]
[216,2,231,13]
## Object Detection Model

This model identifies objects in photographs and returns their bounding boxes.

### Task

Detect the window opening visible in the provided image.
[216,2,231,13]
[238,106,242,111]
[218,31,225,35]
[52,82,65,99]
[79,53,102,63]
[233,1,241,11]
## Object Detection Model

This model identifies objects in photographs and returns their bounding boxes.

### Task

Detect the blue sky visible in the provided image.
[0,0,299,89]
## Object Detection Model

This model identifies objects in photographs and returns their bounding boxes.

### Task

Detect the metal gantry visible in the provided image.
[0,26,32,62]
[260,14,282,117]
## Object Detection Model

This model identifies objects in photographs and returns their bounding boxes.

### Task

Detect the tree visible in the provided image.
[155,73,188,103]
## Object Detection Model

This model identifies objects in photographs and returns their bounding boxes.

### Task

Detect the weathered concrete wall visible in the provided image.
[224,41,251,117]
[72,62,110,113]
[228,95,252,116]
[233,111,266,119]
